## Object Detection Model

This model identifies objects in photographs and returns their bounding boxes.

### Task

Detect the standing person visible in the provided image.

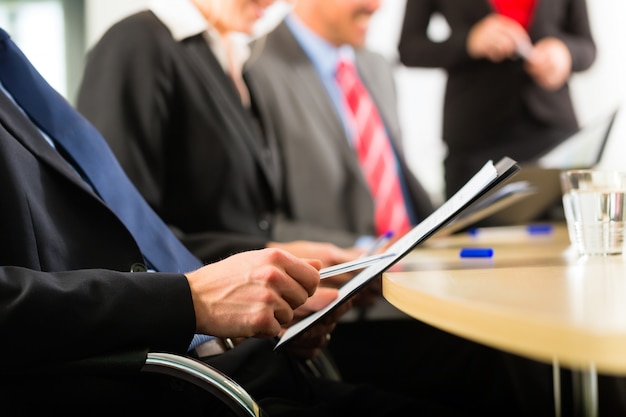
[0,26,470,417]
[76,0,361,267]
[398,0,596,198]
[244,1,521,416]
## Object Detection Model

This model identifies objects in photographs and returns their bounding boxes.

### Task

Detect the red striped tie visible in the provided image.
[335,59,411,236]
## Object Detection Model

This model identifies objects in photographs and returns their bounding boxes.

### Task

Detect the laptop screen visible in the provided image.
[536,109,617,169]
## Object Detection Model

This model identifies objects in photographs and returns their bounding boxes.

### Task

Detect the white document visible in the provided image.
[275,157,519,349]
[319,252,396,279]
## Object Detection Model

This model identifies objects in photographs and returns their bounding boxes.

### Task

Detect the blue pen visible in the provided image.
[526,224,553,235]
[469,224,554,238]
[459,247,494,258]
[366,230,394,255]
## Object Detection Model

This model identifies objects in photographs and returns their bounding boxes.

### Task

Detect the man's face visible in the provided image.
[313,0,381,47]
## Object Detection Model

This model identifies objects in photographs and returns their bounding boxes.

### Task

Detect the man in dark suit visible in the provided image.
[398,0,596,198]
[0,26,464,417]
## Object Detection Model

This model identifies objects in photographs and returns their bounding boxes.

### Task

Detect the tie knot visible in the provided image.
[335,58,359,89]
[336,57,352,70]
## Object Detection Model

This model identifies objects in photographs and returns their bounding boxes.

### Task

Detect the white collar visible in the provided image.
[149,0,250,72]
[149,0,207,41]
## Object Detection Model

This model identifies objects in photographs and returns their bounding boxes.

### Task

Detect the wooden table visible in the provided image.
[382,223,626,417]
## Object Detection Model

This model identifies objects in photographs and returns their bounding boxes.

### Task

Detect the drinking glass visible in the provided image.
[560,169,626,256]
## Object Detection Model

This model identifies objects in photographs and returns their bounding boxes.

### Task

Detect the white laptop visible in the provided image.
[453,109,619,229]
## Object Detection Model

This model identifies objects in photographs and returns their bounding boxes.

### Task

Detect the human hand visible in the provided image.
[186,248,320,339]
[524,37,572,90]
[331,230,394,299]
[467,14,531,62]
[280,287,353,359]
[267,240,364,268]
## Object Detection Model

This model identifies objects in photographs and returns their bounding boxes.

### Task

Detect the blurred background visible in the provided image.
[1,0,624,203]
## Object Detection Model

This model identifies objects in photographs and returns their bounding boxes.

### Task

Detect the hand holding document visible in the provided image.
[275,157,520,350]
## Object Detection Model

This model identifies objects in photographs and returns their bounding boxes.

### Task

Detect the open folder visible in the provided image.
[275,156,520,349]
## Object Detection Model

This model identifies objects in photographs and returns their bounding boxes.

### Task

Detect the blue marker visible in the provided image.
[460,247,494,258]
[469,224,553,238]
[526,224,553,235]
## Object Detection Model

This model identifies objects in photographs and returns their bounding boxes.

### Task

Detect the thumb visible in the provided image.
[305,258,323,271]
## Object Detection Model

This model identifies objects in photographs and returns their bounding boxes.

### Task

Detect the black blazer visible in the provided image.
[398,0,596,151]
[0,91,195,369]
[77,11,277,263]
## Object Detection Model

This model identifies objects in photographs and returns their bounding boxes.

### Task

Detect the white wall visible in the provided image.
[84,0,148,47]
[86,0,626,204]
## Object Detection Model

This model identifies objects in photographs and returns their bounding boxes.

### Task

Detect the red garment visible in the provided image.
[335,59,411,236]
[491,0,537,29]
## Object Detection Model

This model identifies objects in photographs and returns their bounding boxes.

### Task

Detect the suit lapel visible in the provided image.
[272,23,346,141]
[0,90,100,197]
[296,67,349,146]
[268,23,365,183]
[180,36,282,199]
[527,0,550,37]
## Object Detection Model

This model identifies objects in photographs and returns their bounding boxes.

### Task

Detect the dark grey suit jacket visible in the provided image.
[246,21,434,247]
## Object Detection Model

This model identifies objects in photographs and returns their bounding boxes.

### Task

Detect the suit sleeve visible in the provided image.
[0,266,195,371]
[557,0,596,73]
[398,0,475,70]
